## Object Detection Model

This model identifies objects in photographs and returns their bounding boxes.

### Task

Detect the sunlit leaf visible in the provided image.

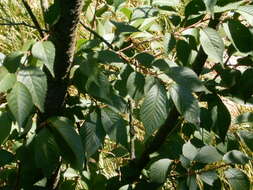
[223,150,250,164]
[203,0,217,16]
[7,82,33,127]
[140,81,170,137]
[17,67,47,112]
[225,168,250,190]
[237,130,253,152]
[149,159,173,184]
[170,84,200,126]
[200,171,218,186]
[194,146,222,164]
[236,5,253,25]
[0,67,16,93]
[182,141,198,160]
[200,27,224,63]
[165,66,207,92]
[32,41,55,77]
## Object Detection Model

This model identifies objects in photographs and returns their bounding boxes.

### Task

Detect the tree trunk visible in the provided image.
[39,0,83,122]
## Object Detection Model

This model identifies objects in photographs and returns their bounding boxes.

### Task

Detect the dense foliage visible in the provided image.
[0,0,253,189]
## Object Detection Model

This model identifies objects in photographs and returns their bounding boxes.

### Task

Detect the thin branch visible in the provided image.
[40,0,49,29]
[172,163,230,178]
[89,0,98,39]
[0,21,48,32]
[128,99,136,160]
[118,36,163,53]
[80,21,114,49]
[21,0,45,38]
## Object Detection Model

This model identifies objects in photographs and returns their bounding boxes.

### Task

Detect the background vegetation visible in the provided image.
[0,0,253,189]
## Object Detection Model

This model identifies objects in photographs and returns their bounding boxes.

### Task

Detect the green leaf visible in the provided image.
[234,112,253,124]
[200,107,213,131]
[165,66,207,92]
[200,27,224,63]
[223,20,253,53]
[237,130,253,152]
[207,94,231,140]
[80,111,106,157]
[194,146,222,164]
[224,168,250,190]
[135,53,154,68]
[236,5,253,25]
[101,108,128,147]
[96,4,109,17]
[237,68,253,100]
[200,171,218,186]
[126,72,145,101]
[44,0,61,26]
[187,175,198,190]
[0,67,16,93]
[32,41,55,77]
[169,14,181,26]
[149,159,173,184]
[115,64,134,97]
[0,149,15,167]
[164,33,176,54]
[7,82,33,127]
[106,0,113,5]
[203,0,217,16]
[140,82,170,137]
[48,117,84,170]
[113,0,125,10]
[120,7,132,20]
[17,67,47,112]
[111,21,139,34]
[169,84,200,126]
[3,51,24,73]
[98,50,123,63]
[131,6,158,20]
[86,72,112,103]
[182,141,198,160]
[0,112,12,145]
[185,0,205,17]
[152,59,175,71]
[223,150,250,164]
[176,39,192,66]
[106,92,128,113]
[34,128,60,177]
[143,75,156,95]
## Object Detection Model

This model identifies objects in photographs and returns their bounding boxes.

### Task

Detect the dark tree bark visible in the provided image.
[39,0,84,121]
